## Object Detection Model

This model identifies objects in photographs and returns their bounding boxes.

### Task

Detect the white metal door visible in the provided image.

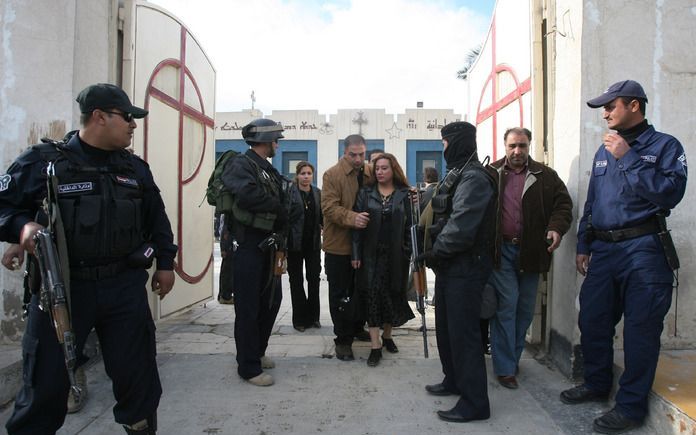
[122,1,216,318]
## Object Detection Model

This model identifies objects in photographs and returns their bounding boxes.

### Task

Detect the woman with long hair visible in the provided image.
[351,153,415,366]
[287,161,323,332]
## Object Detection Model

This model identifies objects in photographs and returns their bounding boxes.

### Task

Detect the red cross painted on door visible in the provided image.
[143,26,214,284]
[475,14,531,161]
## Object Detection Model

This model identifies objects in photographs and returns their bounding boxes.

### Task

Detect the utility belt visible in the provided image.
[70,259,129,281]
[590,215,680,270]
[231,201,276,232]
[591,218,659,242]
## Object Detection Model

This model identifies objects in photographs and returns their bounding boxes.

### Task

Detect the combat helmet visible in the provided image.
[241,118,284,145]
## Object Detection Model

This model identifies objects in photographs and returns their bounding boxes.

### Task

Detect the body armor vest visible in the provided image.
[230,154,283,232]
[51,148,146,266]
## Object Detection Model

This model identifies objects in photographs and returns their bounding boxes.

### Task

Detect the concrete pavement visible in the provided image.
[0,250,664,435]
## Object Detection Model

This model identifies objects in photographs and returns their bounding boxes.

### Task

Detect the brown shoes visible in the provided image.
[497,375,519,389]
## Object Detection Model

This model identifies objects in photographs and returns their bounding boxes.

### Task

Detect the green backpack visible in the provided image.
[206,150,239,214]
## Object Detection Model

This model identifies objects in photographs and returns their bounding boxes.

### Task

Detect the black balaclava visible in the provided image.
[441,121,478,170]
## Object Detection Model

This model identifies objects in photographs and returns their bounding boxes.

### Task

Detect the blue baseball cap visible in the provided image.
[587,80,648,108]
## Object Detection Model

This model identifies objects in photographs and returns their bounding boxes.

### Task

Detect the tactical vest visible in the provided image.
[48,146,146,266]
[230,154,282,232]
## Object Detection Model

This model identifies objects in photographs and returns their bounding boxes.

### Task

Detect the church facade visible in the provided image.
[215,108,462,187]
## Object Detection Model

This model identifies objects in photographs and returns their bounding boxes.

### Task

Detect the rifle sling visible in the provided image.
[48,170,73,315]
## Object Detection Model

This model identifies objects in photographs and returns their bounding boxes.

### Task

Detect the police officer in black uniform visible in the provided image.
[421,121,496,423]
[221,118,287,387]
[0,83,177,435]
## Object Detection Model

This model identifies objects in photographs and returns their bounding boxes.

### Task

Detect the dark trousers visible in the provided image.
[579,237,673,421]
[287,248,321,327]
[232,230,282,379]
[218,250,234,300]
[324,253,363,345]
[6,268,160,435]
[434,254,492,419]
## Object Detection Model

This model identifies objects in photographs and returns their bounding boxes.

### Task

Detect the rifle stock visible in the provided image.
[34,229,82,402]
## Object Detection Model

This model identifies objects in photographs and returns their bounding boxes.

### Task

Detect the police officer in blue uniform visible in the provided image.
[421,122,496,423]
[221,118,287,387]
[1,83,177,435]
[560,80,687,434]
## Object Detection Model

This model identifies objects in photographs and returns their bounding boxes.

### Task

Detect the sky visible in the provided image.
[152,0,496,116]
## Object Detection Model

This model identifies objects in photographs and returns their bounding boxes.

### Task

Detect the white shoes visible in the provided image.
[246,372,274,386]
[260,356,275,369]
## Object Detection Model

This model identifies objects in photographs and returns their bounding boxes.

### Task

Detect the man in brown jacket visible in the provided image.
[487,127,572,389]
[321,134,373,360]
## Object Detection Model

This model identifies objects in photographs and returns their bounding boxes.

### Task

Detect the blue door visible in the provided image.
[406,140,445,186]
[273,140,317,182]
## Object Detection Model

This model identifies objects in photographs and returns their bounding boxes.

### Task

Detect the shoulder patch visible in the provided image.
[0,174,11,191]
[678,153,687,167]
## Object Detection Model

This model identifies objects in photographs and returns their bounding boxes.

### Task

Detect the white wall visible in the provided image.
[215,108,461,188]
[546,0,696,378]
[0,0,117,343]
[545,0,587,378]
[464,0,533,160]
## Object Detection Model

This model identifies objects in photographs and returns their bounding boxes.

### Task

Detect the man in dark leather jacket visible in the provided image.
[422,121,496,424]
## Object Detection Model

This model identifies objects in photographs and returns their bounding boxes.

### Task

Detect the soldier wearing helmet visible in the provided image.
[221,118,289,387]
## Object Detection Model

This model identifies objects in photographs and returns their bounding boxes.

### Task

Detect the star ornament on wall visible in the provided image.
[319,122,334,135]
[386,122,402,139]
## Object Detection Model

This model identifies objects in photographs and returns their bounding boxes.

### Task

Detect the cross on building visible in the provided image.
[352,111,367,135]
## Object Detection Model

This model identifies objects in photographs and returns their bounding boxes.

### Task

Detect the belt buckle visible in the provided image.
[511,237,520,245]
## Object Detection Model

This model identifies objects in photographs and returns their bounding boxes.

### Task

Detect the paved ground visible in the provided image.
[0,250,663,435]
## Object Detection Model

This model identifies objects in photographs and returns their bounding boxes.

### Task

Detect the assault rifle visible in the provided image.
[34,228,82,403]
[409,190,429,358]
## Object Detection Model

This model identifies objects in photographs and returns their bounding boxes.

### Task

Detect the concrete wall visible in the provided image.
[545,0,587,379]
[548,0,696,378]
[0,0,117,343]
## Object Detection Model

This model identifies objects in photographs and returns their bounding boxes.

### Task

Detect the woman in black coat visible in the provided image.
[287,161,323,332]
[351,153,415,367]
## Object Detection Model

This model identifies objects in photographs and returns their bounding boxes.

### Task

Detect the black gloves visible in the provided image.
[415,250,439,269]
[428,218,447,240]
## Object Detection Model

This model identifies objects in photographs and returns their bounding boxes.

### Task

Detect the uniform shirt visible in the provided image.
[0,133,177,269]
[577,124,688,255]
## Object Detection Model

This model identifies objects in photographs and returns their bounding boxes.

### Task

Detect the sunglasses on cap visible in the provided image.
[102,110,134,123]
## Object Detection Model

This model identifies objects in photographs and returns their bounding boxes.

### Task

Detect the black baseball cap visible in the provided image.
[76,83,148,118]
[587,80,648,108]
